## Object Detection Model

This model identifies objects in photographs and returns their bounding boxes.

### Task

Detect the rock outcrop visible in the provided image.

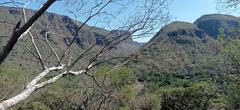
[194,14,240,39]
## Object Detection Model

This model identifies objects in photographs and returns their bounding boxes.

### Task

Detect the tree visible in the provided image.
[217,0,240,13]
[217,27,225,44]
[0,0,170,109]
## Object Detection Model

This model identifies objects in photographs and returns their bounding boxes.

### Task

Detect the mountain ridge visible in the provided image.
[0,6,142,69]
[131,14,239,83]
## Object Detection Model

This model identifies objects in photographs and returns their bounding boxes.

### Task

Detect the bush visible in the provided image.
[160,82,216,110]
[135,93,161,110]
[226,82,240,109]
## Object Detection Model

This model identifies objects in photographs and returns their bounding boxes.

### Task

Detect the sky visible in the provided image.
[53,0,219,42]
[0,0,222,42]
[140,0,218,42]
[170,0,217,23]
[43,0,218,23]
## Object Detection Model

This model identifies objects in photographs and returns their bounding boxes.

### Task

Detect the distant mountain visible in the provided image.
[0,6,141,68]
[0,6,235,77]
[132,21,230,82]
[194,14,240,39]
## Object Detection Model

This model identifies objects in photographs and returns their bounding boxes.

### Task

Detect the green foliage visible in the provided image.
[119,106,131,110]
[16,102,50,110]
[0,64,26,81]
[218,35,240,73]
[225,82,240,109]
[225,40,240,64]
[120,85,137,102]
[140,93,161,110]
[160,81,216,110]
[31,92,66,110]
[110,67,134,86]
[144,73,193,92]
[217,27,225,44]
[95,66,111,78]
[96,65,134,87]
[0,64,28,99]
[216,27,240,109]
[95,65,137,108]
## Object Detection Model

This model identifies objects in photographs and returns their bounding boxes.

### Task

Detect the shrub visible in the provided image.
[226,82,240,109]
[160,81,216,110]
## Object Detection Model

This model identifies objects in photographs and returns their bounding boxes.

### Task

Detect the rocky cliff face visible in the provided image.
[194,14,240,39]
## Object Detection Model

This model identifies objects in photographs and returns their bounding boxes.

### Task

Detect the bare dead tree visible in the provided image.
[0,0,169,109]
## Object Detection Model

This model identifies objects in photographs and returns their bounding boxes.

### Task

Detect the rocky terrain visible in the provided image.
[194,14,240,39]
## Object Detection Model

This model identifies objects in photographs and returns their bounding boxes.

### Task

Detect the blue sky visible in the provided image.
[0,0,221,42]
[45,0,218,23]
[43,0,218,26]
[170,0,217,23]
[141,0,218,42]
